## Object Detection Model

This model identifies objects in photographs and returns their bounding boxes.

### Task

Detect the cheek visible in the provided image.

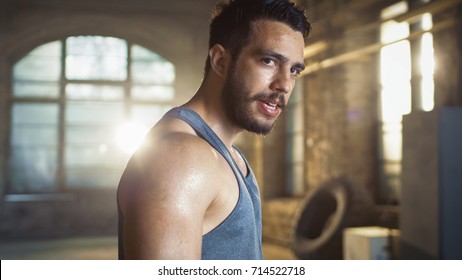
[243,67,274,91]
[261,72,276,87]
[234,59,275,93]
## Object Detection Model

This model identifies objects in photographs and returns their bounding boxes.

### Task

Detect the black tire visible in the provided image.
[291,176,374,259]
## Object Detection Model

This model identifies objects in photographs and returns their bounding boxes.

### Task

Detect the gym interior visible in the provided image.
[0,0,461,260]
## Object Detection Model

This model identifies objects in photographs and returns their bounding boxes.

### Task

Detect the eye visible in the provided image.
[262,58,276,66]
[291,67,301,77]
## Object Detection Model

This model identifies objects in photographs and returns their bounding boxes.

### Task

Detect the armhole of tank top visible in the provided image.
[233,146,253,180]
[164,108,244,238]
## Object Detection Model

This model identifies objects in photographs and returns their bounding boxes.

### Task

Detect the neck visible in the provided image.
[183,77,243,150]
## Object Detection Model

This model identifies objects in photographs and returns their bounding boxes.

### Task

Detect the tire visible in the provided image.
[291,176,374,259]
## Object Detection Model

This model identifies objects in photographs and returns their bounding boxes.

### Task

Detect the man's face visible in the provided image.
[221,19,305,135]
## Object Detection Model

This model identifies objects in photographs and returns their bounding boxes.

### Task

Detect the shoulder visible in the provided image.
[141,117,221,179]
[118,117,223,214]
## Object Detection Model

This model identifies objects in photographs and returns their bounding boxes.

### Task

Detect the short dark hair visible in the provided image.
[204,0,311,74]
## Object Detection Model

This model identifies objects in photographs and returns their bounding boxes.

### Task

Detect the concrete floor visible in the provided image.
[0,235,297,260]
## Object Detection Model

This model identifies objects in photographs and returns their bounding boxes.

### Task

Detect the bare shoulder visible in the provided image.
[117,116,240,258]
[117,118,226,258]
[118,117,222,214]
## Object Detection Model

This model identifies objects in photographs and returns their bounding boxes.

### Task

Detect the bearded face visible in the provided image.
[218,20,305,136]
[221,63,286,136]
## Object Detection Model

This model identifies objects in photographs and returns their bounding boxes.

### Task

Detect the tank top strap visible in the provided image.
[164,107,245,182]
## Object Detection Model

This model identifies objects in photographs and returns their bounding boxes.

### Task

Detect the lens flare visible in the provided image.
[116,122,149,154]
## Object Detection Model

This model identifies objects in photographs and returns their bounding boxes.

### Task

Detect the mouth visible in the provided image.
[257,99,282,118]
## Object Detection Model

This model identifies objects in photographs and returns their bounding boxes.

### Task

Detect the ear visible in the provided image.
[208,44,230,78]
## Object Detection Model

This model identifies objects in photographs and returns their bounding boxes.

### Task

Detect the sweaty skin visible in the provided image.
[117,19,305,259]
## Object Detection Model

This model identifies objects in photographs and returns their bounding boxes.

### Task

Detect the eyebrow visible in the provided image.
[258,50,305,71]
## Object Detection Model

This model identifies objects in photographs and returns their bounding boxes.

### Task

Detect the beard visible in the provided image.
[221,68,286,136]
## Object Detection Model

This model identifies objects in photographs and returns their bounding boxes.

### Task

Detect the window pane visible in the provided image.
[420,31,435,112]
[132,44,161,60]
[9,103,59,193]
[380,20,409,44]
[131,45,175,84]
[13,41,62,82]
[66,125,114,146]
[131,104,171,128]
[380,42,411,84]
[131,85,174,102]
[421,78,434,112]
[67,145,114,166]
[66,36,127,81]
[380,123,403,161]
[66,101,124,124]
[12,125,58,146]
[381,1,408,21]
[12,103,59,125]
[131,61,175,84]
[66,84,124,100]
[380,84,411,122]
[9,147,58,193]
[13,81,60,98]
[65,100,126,188]
[66,137,127,188]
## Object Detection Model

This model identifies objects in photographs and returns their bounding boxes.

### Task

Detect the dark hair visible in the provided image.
[204,0,311,73]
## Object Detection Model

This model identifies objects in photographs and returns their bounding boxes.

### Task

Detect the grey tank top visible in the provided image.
[164,107,263,260]
[117,107,263,260]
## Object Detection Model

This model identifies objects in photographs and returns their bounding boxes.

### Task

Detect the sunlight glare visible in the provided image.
[420,30,435,112]
[116,122,149,154]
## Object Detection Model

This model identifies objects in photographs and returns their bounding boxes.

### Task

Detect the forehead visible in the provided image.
[244,19,305,61]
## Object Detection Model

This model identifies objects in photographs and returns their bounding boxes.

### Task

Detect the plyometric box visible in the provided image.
[343,226,400,260]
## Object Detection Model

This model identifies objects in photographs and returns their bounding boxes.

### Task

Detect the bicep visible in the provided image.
[122,194,204,259]
[120,170,209,259]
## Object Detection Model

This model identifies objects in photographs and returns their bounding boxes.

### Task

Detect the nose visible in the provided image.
[270,68,293,94]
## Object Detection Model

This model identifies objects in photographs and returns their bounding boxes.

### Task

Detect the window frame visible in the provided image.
[6,36,176,195]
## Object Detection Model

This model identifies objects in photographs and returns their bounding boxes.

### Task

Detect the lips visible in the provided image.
[257,99,282,118]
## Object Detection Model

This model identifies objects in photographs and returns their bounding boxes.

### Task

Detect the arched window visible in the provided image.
[8,36,175,193]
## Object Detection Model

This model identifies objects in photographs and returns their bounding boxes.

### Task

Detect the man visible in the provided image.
[117,0,311,259]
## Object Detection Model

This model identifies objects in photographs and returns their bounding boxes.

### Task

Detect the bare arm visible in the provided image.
[118,134,216,259]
